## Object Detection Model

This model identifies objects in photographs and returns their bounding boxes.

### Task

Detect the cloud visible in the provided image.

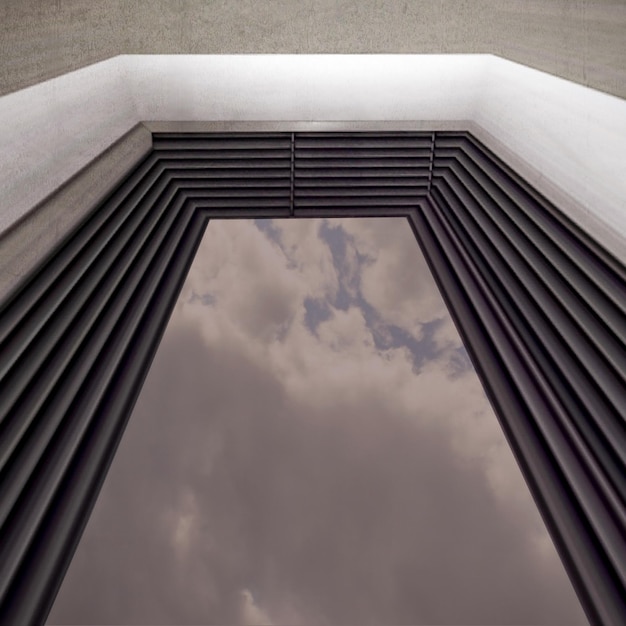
[240,589,274,626]
[47,218,586,626]
[339,217,452,343]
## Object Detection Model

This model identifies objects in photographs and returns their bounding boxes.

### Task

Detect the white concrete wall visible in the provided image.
[471,56,626,259]
[127,54,482,123]
[0,56,139,235]
[3,1,625,101]
[0,54,624,271]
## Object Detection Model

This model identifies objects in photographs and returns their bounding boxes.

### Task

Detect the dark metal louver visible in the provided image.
[294,132,432,215]
[152,133,293,216]
[410,132,626,626]
[0,131,623,626]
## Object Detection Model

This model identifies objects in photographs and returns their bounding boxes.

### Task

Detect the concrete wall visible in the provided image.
[1,0,625,100]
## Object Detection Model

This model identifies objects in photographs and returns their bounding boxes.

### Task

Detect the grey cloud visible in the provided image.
[49,318,586,625]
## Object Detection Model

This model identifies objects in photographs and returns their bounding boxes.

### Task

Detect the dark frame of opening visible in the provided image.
[0,131,624,626]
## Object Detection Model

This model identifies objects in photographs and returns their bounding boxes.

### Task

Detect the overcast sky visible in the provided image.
[47,217,587,625]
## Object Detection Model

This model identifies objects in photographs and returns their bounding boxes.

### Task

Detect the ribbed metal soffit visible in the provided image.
[149,131,435,216]
[0,132,624,626]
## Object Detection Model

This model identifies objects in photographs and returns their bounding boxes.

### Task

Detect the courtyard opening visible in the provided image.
[47,218,587,625]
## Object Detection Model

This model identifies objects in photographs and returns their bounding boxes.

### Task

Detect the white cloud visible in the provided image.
[173,510,194,554]
[174,218,545,529]
[431,313,465,351]
[240,589,274,626]
[340,217,450,341]
[273,218,340,302]
[145,217,573,620]
[48,215,585,626]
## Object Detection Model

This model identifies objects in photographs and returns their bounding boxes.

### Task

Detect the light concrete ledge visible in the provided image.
[143,120,471,133]
[0,123,152,303]
[0,53,624,301]
[0,56,139,236]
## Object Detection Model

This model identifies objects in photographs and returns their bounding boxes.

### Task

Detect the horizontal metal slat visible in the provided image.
[296,139,432,150]
[162,174,291,188]
[297,157,430,168]
[153,155,292,168]
[412,198,626,626]
[294,130,432,138]
[443,157,626,378]
[153,148,292,159]
[179,195,291,210]
[295,168,424,179]
[448,150,626,348]
[295,196,420,207]
[153,132,290,138]
[435,165,626,409]
[296,148,432,158]
[433,179,626,504]
[152,133,291,148]
[162,186,291,198]
[1,209,208,626]
[156,163,293,180]
[0,202,202,621]
[0,154,163,344]
[152,140,292,150]
[295,177,428,188]
[293,206,413,218]
[295,185,425,197]
[0,173,178,397]
[0,186,186,477]
[0,191,189,535]
[456,138,626,312]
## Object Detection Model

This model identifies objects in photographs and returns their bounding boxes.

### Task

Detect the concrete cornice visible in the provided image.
[0,54,624,268]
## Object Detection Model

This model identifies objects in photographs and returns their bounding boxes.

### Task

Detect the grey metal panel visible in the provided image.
[294,132,432,214]
[0,132,623,626]
[152,133,293,214]
[412,132,626,626]
[0,123,154,305]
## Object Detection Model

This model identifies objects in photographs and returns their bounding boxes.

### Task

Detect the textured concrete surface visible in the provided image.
[0,0,625,99]
[0,56,138,236]
[0,123,152,303]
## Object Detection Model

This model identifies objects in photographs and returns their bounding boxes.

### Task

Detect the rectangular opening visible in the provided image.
[47,217,587,625]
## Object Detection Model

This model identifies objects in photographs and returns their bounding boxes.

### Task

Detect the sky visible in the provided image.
[47,217,587,626]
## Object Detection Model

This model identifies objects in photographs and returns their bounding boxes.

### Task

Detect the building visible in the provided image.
[0,3,624,625]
